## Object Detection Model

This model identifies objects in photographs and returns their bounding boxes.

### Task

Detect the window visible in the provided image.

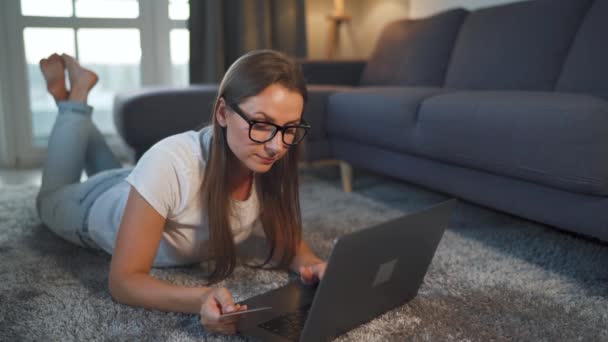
[170,28,189,86]
[168,0,190,86]
[0,0,189,167]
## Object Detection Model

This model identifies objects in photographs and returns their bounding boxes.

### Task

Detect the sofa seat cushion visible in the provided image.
[415,91,608,195]
[326,87,446,154]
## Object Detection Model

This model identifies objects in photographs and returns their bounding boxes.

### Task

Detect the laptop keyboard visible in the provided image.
[258,304,312,340]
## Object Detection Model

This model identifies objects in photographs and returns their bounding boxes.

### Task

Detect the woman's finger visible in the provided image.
[299,263,327,284]
[214,288,236,314]
[200,299,221,323]
[299,266,314,284]
[311,263,326,280]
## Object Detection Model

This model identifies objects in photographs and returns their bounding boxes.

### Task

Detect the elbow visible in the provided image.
[108,270,135,306]
[108,269,151,309]
[108,272,125,304]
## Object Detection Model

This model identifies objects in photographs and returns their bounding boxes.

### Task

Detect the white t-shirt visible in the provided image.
[87,127,260,267]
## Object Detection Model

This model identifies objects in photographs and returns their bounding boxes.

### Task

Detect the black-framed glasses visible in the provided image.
[227,101,311,146]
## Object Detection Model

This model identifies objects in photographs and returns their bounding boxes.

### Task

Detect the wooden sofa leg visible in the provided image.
[339,161,353,193]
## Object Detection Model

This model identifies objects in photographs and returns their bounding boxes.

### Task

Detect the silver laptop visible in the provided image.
[232,199,457,341]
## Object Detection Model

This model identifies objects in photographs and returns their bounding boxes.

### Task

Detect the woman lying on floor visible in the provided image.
[36,50,326,333]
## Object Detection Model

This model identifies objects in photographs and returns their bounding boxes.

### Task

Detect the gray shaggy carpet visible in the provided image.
[1,173,607,341]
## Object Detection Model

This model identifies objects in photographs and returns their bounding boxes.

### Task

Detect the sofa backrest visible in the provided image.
[113,85,218,161]
[555,0,608,100]
[360,8,468,87]
[444,0,593,91]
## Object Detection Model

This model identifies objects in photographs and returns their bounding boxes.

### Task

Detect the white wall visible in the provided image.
[409,0,529,18]
[305,0,410,59]
[348,0,411,58]
[0,1,16,168]
[0,77,13,168]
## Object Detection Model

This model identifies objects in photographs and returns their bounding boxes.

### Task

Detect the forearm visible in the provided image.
[289,239,323,272]
[110,273,212,314]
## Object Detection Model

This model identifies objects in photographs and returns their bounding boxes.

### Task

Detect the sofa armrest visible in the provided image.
[301,85,353,162]
[113,85,219,161]
[299,59,366,86]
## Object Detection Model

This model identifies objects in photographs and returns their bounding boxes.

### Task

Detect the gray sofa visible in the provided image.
[114,0,608,242]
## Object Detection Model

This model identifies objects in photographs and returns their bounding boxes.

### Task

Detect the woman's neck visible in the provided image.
[229,165,254,201]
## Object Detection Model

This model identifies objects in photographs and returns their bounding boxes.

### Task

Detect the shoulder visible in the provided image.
[153,131,203,159]
[126,131,205,216]
[129,130,206,191]
[143,130,205,170]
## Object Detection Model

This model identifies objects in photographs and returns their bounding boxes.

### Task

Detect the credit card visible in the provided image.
[221,306,273,317]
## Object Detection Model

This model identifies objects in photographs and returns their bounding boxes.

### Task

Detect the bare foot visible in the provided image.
[61,53,99,103]
[39,53,68,102]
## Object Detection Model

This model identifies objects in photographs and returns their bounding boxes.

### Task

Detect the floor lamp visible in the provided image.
[326,0,351,59]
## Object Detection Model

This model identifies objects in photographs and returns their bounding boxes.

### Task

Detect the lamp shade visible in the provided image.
[333,0,345,16]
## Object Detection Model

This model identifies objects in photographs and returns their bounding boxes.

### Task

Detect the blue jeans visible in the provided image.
[36,101,131,249]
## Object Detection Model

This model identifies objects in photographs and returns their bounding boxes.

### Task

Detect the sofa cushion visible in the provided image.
[326,87,446,154]
[113,85,218,160]
[556,0,608,100]
[445,0,593,91]
[305,85,352,140]
[415,91,608,195]
[360,9,468,87]
[300,60,366,86]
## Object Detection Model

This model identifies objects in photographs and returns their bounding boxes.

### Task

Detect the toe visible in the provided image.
[39,59,48,70]
[61,54,78,67]
[51,54,66,65]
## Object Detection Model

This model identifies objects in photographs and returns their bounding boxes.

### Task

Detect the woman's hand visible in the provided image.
[199,287,248,334]
[299,262,327,285]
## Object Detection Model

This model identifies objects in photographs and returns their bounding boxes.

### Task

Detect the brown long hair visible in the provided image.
[200,50,308,283]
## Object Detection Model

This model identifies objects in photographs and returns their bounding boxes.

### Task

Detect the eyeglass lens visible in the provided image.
[250,122,307,145]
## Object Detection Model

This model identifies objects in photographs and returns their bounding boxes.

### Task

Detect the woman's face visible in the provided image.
[216,83,305,174]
